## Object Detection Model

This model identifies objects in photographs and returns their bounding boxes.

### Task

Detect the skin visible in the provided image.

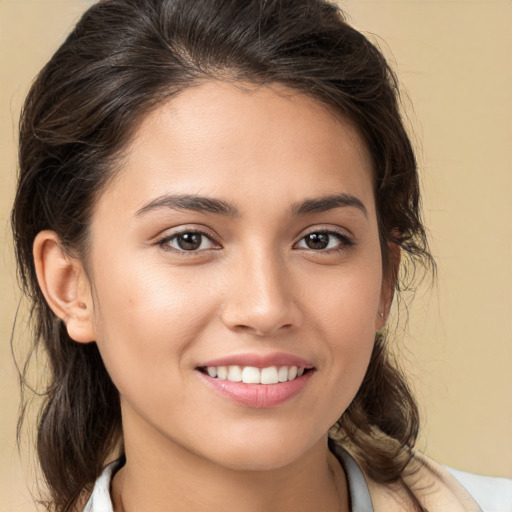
[34,81,393,512]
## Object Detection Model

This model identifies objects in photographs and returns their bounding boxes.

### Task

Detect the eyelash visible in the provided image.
[156,229,220,254]
[294,230,355,253]
[156,227,354,255]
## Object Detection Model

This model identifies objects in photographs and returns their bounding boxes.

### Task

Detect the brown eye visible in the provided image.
[304,233,330,250]
[161,231,217,252]
[176,233,202,250]
[295,231,354,251]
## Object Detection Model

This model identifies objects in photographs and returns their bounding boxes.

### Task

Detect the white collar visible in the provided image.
[82,447,373,512]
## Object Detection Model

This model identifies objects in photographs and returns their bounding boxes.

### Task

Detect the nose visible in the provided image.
[220,250,302,336]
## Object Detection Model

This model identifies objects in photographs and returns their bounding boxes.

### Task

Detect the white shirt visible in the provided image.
[446,466,512,512]
[83,453,511,512]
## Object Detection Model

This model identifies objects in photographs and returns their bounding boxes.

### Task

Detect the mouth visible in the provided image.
[196,360,316,408]
[197,365,314,384]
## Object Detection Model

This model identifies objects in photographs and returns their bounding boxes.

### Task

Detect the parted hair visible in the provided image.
[12,1,432,510]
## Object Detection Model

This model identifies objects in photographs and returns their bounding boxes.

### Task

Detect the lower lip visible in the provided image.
[197,370,314,408]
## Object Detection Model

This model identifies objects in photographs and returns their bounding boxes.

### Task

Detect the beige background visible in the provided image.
[1,0,511,510]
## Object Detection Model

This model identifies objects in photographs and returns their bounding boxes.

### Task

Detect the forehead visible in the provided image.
[96,81,375,219]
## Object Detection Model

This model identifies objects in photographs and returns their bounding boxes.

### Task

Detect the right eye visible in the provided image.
[158,230,218,252]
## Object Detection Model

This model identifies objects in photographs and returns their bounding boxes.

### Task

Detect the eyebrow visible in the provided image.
[292,193,368,218]
[135,194,240,217]
[135,192,367,218]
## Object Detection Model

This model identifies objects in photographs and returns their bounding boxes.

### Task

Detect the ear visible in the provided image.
[375,241,401,331]
[33,230,96,343]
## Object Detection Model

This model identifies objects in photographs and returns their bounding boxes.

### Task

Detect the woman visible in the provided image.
[11,0,483,511]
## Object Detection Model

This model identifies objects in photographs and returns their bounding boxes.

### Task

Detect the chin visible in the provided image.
[212,448,301,472]
[197,428,324,472]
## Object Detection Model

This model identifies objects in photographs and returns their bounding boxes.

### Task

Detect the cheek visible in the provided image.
[308,256,383,335]
[305,260,382,401]
[88,259,218,388]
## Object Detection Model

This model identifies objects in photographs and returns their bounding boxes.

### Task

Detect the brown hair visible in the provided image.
[12,0,432,510]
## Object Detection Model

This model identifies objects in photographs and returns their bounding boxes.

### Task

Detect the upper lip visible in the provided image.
[198,352,315,369]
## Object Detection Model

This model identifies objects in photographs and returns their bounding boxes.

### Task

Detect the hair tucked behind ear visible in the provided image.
[12,1,433,510]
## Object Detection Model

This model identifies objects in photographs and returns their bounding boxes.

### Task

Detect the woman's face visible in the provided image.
[84,81,389,470]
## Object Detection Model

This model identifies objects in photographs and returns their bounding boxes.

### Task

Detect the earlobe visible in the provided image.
[375,241,401,330]
[33,230,96,343]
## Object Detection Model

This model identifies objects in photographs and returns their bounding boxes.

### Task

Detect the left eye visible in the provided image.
[295,231,348,251]
[162,231,217,252]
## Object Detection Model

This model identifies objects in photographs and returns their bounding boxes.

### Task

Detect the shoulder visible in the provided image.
[445,465,512,512]
[364,451,484,512]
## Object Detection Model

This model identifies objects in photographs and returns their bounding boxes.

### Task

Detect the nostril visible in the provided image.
[219,288,303,335]
[231,323,294,336]
[230,324,253,333]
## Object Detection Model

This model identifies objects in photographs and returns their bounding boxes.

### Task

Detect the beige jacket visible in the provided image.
[85,451,484,512]
[330,449,483,511]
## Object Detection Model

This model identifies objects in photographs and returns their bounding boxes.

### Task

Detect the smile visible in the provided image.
[200,365,309,384]
[197,364,315,408]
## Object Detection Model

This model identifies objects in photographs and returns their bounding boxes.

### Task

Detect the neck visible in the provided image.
[112,415,349,512]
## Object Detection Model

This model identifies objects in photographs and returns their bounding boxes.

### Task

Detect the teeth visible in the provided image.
[204,365,308,384]
[217,366,228,380]
[278,366,288,382]
[241,366,260,384]
[260,366,279,384]
[227,365,242,382]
